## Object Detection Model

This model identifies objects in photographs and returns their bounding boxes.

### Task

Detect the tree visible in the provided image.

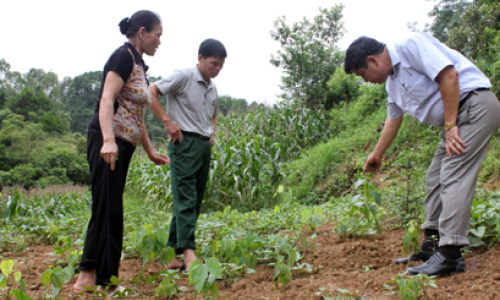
[24,68,61,100]
[426,0,473,43]
[0,114,44,165]
[326,68,363,111]
[218,95,248,116]
[0,65,62,100]
[447,2,500,60]
[0,58,10,84]
[270,6,345,109]
[0,87,6,109]
[446,2,500,95]
[0,59,17,102]
[61,71,102,133]
[5,86,52,122]
[40,111,68,133]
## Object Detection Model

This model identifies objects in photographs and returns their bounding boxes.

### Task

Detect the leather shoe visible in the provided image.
[407,252,465,276]
[394,250,435,265]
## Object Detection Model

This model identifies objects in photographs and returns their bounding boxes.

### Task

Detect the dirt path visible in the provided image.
[4,224,499,299]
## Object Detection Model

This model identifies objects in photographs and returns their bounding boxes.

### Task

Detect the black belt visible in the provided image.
[181,131,210,140]
[460,88,489,108]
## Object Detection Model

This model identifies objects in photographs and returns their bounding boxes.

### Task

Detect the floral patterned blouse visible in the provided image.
[113,48,152,146]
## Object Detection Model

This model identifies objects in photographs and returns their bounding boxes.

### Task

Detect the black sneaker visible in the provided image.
[394,250,435,265]
[407,252,465,276]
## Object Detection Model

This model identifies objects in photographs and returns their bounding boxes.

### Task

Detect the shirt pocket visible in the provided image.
[402,71,436,101]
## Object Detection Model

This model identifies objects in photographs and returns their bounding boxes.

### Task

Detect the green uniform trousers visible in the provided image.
[167,133,211,253]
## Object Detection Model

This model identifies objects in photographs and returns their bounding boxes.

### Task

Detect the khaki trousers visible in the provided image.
[423,90,500,246]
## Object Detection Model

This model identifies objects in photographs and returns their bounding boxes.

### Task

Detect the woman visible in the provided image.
[73,10,168,294]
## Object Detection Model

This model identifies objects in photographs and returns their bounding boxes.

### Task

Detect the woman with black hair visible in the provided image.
[73,10,169,294]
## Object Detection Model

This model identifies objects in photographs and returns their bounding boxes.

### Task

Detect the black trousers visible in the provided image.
[79,131,135,285]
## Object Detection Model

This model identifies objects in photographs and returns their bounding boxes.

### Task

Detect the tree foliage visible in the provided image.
[270,6,345,109]
[0,59,89,188]
[426,0,473,43]
[447,2,500,60]
[6,87,52,122]
[445,2,500,95]
[326,68,363,111]
[61,71,102,133]
[218,95,248,116]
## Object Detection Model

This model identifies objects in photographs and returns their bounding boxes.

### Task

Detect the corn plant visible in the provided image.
[127,102,330,212]
[127,149,172,208]
[0,190,20,224]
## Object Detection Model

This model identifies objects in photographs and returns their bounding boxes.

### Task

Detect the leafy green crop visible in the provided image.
[386,272,437,300]
[41,266,75,298]
[0,259,33,300]
[335,179,383,236]
[0,191,90,250]
[188,258,222,299]
[468,190,500,247]
[402,220,420,256]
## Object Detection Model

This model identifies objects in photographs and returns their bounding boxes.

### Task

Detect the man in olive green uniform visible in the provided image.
[149,38,226,271]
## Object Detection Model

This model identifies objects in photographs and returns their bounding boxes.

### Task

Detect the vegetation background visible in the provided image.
[2,0,500,299]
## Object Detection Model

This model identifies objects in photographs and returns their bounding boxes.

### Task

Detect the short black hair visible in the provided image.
[344,36,385,74]
[119,10,161,38]
[198,39,227,59]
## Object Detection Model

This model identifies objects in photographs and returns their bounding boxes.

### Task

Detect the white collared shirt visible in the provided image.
[385,32,491,126]
[154,65,218,137]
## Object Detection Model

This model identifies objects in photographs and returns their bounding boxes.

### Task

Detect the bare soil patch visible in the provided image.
[4,223,499,299]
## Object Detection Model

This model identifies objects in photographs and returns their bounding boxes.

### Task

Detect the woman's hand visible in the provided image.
[100,141,119,170]
[148,151,170,165]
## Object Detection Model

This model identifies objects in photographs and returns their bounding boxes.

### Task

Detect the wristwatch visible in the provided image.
[444,122,457,131]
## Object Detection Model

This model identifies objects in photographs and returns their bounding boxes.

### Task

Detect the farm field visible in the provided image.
[1,180,500,300]
[2,98,500,300]
[3,214,500,299]
[3,1,500,299]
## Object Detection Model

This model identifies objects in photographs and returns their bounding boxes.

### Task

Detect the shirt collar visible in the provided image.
[194,65,214,88]
[124,43,149,72]
[386,44,401,78]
